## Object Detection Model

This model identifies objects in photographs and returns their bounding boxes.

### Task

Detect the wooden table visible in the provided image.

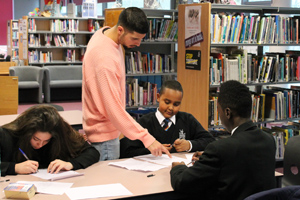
[0,153,188,200]
[0,110,83,130]
[0,153,284,200]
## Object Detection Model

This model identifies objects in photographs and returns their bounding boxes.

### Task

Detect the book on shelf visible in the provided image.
[126,78,159,107]
[262,127,284,159]
[125,51,172,74]
[210,13,300,44]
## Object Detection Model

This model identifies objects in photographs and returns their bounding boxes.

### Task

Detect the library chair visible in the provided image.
[43,65,82,103]
[244,186,300,200]
[282,135,300,186]
[9,66,44,104]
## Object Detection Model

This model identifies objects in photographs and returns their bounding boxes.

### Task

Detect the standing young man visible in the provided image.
[170,80,276,200]
[82,7,171,161]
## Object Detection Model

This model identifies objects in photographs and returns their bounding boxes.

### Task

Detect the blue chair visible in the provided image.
[244,186,300,200]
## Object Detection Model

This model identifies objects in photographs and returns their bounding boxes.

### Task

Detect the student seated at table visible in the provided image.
[0,105,100,176]
[170,80,276,200]
[120,80,215,158]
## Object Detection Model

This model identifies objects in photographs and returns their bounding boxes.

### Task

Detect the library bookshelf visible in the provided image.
[178,3,300,128]
[7,20,19,61]
[18,16,104,66]
[104,8,179,109]
[178,3,300,160]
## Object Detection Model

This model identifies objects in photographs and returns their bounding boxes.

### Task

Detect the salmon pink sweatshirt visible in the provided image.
[82,27,155,148]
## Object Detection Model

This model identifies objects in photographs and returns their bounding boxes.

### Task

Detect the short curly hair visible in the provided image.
[117,7,149,34]
[218,80,252,118]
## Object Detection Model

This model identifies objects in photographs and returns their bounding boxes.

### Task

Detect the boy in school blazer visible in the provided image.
[170,80,276,200]
[120,80,215,158]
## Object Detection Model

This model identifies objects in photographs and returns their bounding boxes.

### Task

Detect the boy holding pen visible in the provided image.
[120,80,215,158]
[170,80,276,200]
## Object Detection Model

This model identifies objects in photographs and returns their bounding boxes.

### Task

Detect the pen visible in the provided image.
[0,179,10,182]
[19,148,29,160]
[187,160,195,166]
[19,148,39,173]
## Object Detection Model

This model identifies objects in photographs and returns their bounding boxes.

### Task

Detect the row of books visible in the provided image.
[263,122,300,159]
[11,49,18,58]
[144,18,178,42]
[12,40,18,48]
[65,49,76,62]
[125,51,173,74]
[28,18,36,32]
[28,33,77,47]
[210,50,300,85]
[11,21,18,29]
[209,85,300,126]
[211,14,300,44]
[49,19,79,33]
[88,19,104,32]
[53,35,76,47]
[12,31,18,39]
[28,50,53,63]
[126,78,158,107]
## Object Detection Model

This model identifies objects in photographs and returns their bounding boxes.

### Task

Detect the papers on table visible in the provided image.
[65,183,132,200]
[109,154,192,172]
[108,158,167,172]
[31,169,84,181]
[17,181,73,195]
[134,154,190,166]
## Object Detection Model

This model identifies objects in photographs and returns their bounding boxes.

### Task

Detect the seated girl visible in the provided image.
[1,105,100,176]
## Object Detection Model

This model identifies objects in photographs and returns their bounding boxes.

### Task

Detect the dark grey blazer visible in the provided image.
[170,120,276,200]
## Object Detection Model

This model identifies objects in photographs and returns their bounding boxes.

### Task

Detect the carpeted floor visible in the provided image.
[18,101,82,114]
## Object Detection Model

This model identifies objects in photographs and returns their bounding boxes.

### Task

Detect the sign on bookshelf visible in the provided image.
[185,50,201,71]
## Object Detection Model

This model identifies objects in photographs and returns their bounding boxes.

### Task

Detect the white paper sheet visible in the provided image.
[17,181,73,195]
[31,169,83,181]
[65,183,132,200]
[108,158,167,172]
[134,154,190,166]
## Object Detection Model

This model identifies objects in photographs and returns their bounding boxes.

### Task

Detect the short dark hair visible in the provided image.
[117,7,149,34]
[160,80,183,96]
[218,80,252,118]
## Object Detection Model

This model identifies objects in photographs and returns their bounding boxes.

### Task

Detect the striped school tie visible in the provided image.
[163,118,170,131]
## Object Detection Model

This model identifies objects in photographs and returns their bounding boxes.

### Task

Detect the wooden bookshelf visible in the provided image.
[177,3,211,130]
[0,76,18,115]
[7,20,19,61]
[18,16,104,66]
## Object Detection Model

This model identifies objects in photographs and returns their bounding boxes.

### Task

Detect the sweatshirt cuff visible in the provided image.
[140,132,156,148]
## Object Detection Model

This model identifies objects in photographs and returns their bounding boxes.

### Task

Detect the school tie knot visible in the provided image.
[163,118,170,131]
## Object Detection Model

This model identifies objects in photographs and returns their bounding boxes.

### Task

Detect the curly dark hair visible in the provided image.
[117,7,149,34]
[218,80,252,118]
[159,80,183,96]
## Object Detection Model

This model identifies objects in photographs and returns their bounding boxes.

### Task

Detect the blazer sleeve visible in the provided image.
[170,143,221,194]
[0,127,17,176]
[188,114,216,152]
[69,142,100,170]
[120,137,150,158]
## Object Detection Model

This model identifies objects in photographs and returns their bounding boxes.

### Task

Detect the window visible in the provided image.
[242,0,272,5]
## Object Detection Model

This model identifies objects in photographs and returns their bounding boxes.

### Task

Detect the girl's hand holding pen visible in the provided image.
[15,160,39,174]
